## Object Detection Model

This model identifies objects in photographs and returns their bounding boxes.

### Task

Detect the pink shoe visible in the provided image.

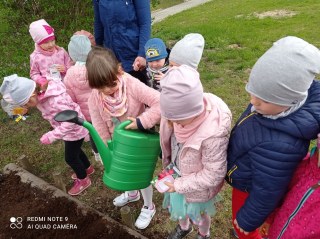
[71,165,94,180]
[68,177,91,196]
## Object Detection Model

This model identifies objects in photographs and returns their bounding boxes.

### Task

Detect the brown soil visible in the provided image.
[0,173,140,239]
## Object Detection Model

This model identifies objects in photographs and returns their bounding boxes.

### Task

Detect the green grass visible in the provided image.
[1,0,320,238]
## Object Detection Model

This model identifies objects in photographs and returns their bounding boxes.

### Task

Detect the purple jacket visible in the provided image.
[160,93,232,203]
[36,80,88,143]
[88,72,160,143]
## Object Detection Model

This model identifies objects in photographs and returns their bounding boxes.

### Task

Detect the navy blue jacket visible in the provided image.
[93,0,151,72]
[226,80,320,232]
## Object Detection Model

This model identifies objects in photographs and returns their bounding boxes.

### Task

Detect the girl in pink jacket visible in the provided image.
[0,74,93,196]
[29,19,72,90]
[64,34,102,164]
[86,47,161,230]
[159,65,232,239]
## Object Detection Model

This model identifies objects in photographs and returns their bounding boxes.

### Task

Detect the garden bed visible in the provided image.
[0,163,148,239]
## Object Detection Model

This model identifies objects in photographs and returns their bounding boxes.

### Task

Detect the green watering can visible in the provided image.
[54,110,161,191]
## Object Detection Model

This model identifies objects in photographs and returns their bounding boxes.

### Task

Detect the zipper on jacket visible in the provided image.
[230,111,257,137]
[227,164,238,183]
[237,112,257,126]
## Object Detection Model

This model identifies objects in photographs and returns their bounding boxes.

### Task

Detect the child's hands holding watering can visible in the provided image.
[125,117,138,129]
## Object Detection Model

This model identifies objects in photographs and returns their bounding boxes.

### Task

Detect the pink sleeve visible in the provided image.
[45,122,82,142]
[62,48,73,72]
[129,77,161,129]
[30,55,45,84]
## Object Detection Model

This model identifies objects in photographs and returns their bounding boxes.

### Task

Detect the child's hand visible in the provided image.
[55,64,66,73]
[132,56,146,71]
[40,134,51,145]
[37,77,49,93]
[154,71,164,81]
[164,181,175,192]
[125,117,138,129]
[233,219,249,235]
[259,222,270,238]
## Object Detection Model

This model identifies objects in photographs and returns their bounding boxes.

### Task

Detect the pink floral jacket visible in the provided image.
[160,93,232,203]
[88,73,161,143]
[36,80,88,143]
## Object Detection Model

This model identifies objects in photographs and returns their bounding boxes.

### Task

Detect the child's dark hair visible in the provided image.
[86,46,120,89]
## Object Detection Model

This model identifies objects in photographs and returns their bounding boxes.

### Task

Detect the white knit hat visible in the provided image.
[169,33,205,69]
[68,35,92,62]
[29,19,55,44]
[0,74,36,106]
[246,36,320,106]
[160,65,204,120]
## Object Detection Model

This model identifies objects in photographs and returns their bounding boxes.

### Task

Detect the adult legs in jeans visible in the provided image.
[232,188,262,239]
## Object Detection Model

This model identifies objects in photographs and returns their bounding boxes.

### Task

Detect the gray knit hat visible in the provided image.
[68,35,92,62]
[0,74,36,106]
[246,36,320,106]
[169,33,205,69]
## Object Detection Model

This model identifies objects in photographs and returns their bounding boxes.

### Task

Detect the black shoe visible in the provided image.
[195,232,210,239]
[167,224,193,239]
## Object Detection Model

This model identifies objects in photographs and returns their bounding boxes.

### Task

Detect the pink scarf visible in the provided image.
[173,100,209,144]
[100,76,128,117]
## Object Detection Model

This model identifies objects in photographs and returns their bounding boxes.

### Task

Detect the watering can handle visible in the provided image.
[117,120,132,130]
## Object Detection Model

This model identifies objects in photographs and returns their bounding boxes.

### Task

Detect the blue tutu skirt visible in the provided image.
[162,192,221,224]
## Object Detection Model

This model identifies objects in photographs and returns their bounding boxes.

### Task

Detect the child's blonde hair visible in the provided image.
[86,46,121,89]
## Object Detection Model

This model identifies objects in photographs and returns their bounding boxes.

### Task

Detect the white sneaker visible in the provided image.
[113,191,140,207]
[93,152,103,165]
[135,205,156,229]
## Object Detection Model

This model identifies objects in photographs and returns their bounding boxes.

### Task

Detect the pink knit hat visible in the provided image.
[160,65,204,120]
[29,19,55,45]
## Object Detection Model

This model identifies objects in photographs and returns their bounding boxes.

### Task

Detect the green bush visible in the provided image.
[3,0,94,44]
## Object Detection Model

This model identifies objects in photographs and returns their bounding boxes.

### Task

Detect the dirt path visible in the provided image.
[152,0,212,24]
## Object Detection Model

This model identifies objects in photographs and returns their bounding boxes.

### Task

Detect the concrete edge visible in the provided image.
[3,163,148,239]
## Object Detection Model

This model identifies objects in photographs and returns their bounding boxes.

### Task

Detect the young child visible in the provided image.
[63,34,102,164]
[0,74,93,196]
[144,38,170,91]
[86,46,161,229]
[29,19,73,89]
[226,36,320,239]
[169,33,205,69]
[159,65,232,239]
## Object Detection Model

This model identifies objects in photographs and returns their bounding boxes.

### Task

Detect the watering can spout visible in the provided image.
[54,110,111,168]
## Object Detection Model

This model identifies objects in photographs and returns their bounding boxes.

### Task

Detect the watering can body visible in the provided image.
[84,120,160,191]
[54,110,161,191]
[103,121,161,191]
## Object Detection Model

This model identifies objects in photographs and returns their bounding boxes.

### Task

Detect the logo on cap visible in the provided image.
[146,48,160,58]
